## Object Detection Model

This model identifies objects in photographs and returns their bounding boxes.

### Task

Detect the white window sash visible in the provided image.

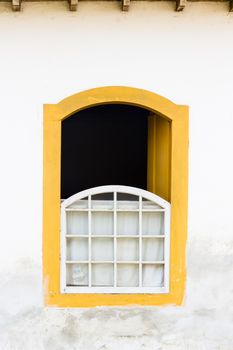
[60,185,170,294]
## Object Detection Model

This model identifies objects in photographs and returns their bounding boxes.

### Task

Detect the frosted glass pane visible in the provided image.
[92,212,113,235]
[67,212,88,235]
[67,198,88,209]
[91,193,114,209]
[142,238,164,261]
[117,193,139,209]
[142,212,164,235]
[92,200,113,210]
[142,199,162,210]
[66,238,88,261]
[92,264,113,286]
[117,212,139,235]
[117,264,139,286]
[92,238,113,261]
[117,238,139,261]
[66,264,88,286]
[142,264,164,287]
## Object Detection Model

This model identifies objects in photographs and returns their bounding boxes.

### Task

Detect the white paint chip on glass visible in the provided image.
[66,263,88,286]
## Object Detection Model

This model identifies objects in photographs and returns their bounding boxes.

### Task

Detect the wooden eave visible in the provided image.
[2,0,232,12]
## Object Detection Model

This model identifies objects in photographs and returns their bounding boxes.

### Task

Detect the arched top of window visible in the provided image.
[48,86,187,122]
[61,185,170,211]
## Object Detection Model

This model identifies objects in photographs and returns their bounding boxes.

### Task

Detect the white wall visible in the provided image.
[0,2,233,349]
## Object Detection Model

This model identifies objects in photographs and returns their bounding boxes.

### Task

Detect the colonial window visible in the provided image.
[61,185,170,294]
[43,86,188,307]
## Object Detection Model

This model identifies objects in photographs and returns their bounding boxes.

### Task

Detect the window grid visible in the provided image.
[61,186,170,294]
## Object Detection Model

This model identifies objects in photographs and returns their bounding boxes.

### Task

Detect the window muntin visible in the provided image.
[61,185,170,294]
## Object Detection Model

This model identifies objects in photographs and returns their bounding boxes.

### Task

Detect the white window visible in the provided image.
[60,185,170,294]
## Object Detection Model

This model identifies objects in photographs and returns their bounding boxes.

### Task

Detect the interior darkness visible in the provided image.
[61,104,149,199]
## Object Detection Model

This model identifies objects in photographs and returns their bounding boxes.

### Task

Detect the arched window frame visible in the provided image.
[43,86,189,307]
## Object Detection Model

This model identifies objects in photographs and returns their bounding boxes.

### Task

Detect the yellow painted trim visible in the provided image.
[155,116,171,202]
[43,86,189,307]
[147,114,171,202]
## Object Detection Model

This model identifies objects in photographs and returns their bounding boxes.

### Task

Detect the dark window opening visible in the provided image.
[61,104,149,199]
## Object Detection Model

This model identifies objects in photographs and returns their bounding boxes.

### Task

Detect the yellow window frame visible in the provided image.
[43,86,189,307]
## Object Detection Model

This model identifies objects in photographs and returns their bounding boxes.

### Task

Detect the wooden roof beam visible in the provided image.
[122,0,130,11]
[69,0,78,11]
[176,0,186,11]
[230,0,233,11]
[12,0,21,11]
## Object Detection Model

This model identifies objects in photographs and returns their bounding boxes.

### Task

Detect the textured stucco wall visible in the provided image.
[0,2,233,349]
